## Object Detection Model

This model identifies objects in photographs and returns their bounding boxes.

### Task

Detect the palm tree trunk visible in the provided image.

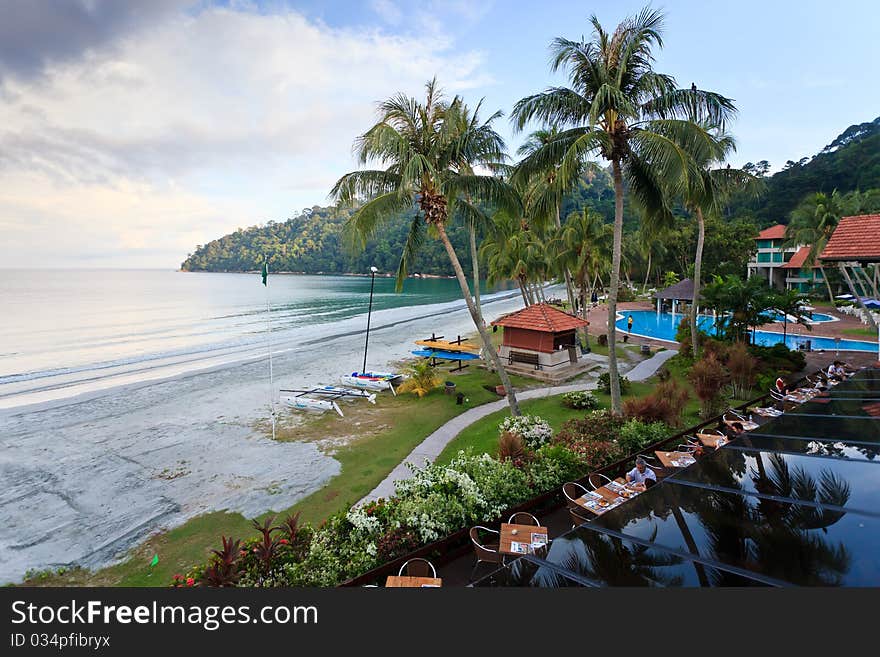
[608,160,625,414]
[840,264,878,330]
[469,224,483,324]
[517,278,529,307]
[819,265,835,304]
[436,222,521,416]
[643,251,652,292]
[690,207,706,359]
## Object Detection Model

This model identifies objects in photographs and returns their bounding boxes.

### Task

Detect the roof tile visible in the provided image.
[756,224,787,240]
[820,215,880,261]
[491,303,589,332]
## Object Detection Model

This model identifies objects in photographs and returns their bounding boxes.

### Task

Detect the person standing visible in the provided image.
[627,314,634,333]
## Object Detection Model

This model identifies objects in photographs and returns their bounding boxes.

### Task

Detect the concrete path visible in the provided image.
[625,348,678,382]
[357,348,677,506]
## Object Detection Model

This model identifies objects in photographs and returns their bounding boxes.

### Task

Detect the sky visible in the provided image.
[1,0,878,268]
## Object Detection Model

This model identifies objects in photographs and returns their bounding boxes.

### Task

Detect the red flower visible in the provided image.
[186,577,195,586]
[279,539,289,545]
[172,574,182,580]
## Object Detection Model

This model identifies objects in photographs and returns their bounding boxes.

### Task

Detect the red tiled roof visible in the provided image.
[491,303,589,332]
[755,224,787,240]
[820,215,880,262]
[781,246,818,269]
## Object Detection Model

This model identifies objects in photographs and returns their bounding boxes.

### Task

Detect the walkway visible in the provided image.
[357,348,678,505]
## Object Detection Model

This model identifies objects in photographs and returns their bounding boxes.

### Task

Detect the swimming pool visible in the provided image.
[761,311,836,324]
[617,310,877,352]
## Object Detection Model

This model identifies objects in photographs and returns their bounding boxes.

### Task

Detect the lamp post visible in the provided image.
[363,266,378,373]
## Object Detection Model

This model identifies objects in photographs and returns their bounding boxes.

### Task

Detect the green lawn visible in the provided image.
[842,327,878,338]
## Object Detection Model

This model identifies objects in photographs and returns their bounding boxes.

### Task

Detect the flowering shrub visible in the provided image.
[597,372,631,395]
[555,410,625,446]
[498,414,553,449]
[184,445,583,588]
[561,390,600,410]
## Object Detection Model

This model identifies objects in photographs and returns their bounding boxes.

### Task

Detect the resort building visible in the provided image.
[746,224,802,289]
[491,303,592,383]
[781,246,826,293]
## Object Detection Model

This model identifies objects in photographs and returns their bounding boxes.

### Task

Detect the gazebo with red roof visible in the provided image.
[491,303,589,377]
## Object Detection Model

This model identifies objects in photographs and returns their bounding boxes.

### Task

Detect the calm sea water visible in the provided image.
[0,270,513,408]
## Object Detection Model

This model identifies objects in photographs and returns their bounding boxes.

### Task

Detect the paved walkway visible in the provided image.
[357,348,677,505]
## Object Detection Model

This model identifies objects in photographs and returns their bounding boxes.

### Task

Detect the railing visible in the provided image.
[337,369,817,587]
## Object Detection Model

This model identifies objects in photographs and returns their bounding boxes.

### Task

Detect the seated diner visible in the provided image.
[625,456,657,492]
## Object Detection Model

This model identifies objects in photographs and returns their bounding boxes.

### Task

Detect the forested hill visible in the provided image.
[179,204,478,276]
[181,116,880,274]
[731,116,880,224]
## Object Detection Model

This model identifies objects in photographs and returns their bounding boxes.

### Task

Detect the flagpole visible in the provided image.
[265,260,276,441]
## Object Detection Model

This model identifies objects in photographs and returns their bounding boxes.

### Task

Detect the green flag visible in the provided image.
[261,260,268,286]
[150,554,159,567]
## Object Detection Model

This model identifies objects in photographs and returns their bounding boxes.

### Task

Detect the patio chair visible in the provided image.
[508,511,540,527]
[562,482,590,509]
[398,558,437,578]
[587,472,613,490]
[469,526,502,583]
[568,506,592,528]
[639,454,667,480]
[724,409,747,422]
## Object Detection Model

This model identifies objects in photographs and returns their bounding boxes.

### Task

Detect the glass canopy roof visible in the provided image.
[474,368,880,587]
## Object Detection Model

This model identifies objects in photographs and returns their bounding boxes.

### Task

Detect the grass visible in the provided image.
[842,327,878,338]
[23,364,535,587]
[435,358,753,465]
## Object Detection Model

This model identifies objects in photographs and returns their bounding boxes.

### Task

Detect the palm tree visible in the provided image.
[515,126,579,311]
[331,79,522,415]
[550,207,611,347]
[679,136,763,358]
[769,288,812,343]
[511,8,735,413]
[785,190,845,304]
[481,208,543,306]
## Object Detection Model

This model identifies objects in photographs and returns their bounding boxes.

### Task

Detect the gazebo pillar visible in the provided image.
[656,297,661,314]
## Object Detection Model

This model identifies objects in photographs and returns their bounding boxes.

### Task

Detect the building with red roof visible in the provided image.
[819,215,880,263]
[746,223,809,290]
[781,246,826,293]
[491,303,591,381]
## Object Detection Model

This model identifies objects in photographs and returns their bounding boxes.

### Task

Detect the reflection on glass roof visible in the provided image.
[475,367,880,587]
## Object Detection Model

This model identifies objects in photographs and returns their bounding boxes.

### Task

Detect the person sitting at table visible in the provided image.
[775,376,789,395]
[723,421,744,446]
[625,456,657,491]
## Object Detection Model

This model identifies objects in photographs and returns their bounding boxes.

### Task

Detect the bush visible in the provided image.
[498,431,526,466]
[597,372,631,395]
[561,390,600,410]
[689,353,729,418]
[556,410,625,445]
[749,343,806,374]
[616,419,670,455]
[398,359,440,397]
[498,415,553,449]
[617,286,636,302]
[526,444,588,491]
[597,333,608,347]
[623,379,689,426]
[727,343,758,398]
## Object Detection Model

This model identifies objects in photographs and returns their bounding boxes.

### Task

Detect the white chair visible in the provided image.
[398,558,437,578]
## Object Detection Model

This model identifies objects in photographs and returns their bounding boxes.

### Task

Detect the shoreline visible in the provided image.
[1,285,554,584]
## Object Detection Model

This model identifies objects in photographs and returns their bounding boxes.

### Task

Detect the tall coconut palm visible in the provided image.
[515,127,579,311]
[331,79,522,415]
[481,208,544,306]
[679,135,763,358]
[785,190,845,304]
[511,8,735,413]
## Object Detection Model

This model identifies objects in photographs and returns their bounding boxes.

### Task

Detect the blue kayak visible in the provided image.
[412,348,479,361]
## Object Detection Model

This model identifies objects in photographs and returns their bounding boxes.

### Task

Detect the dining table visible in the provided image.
[385,575,443,588]
[696,431,728,449]
[499,523,549,557]
[723,417,759,431]
[654,450,698,469]
[575,477,640,516]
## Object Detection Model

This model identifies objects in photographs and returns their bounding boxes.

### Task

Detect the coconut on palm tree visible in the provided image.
[511,7,735,413]
[331,79,523,415]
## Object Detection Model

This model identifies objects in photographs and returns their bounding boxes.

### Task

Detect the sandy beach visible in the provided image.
[0,286,545,584]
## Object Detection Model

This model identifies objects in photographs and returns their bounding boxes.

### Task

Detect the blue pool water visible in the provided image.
[617,310,877,352]
[762,311,835,323]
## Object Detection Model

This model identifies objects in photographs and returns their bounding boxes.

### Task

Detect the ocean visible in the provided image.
[0,269,515,409]
[0,269,532,583]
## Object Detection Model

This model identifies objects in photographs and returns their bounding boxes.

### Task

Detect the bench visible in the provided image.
[509,351,541,370]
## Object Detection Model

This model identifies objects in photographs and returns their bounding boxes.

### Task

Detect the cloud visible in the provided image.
[0,4,491,267]
[370,0,403,25]
[0,0,191,82]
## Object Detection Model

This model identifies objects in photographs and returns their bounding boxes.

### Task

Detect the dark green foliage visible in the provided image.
[180,204,480,277]
[597,372,630,395]
[748,343,806,375]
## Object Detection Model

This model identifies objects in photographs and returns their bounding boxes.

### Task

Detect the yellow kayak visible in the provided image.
[414,339,480,353]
